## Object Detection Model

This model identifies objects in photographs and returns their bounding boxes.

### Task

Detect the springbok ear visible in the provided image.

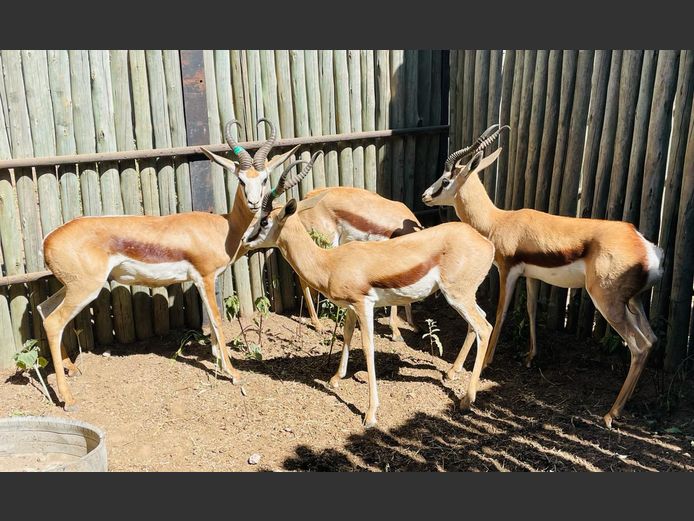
[200,147,239,176]
[278,199,298,221]
[265,145,301,171]
[297,190,330,213]
[470,148,502,175]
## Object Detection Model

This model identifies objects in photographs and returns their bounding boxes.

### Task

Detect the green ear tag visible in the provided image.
[233,146,245,155]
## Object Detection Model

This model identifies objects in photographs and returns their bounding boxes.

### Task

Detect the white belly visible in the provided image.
[109,255,196,287]
[369,267,440,306]
[337,223,388,245]
[523,260,586,289]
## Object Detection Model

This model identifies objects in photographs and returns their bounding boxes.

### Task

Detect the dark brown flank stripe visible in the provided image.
[110,238,188,263]
[333,209,397,238]
[372,255,439,289]
[511,243,589,268]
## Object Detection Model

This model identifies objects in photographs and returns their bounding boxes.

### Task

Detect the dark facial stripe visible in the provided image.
[111,238,188,263]
[372,255,439,289]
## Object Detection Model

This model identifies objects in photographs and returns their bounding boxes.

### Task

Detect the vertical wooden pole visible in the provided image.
[390,50,405,202]
[505,50,525,210]
[403,50,419,209]
[305,50,327,189]
[348,50,365,190]
[375,50,391,197]
[319,51,340,188]
[511,50,536,210]
[495,49,516,209]
[362,50,377,193]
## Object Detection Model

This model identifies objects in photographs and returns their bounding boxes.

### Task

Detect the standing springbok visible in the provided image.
[296,186,422,340]
[243,154,495,427]
[40,119,300,410]
[421,125,663,427]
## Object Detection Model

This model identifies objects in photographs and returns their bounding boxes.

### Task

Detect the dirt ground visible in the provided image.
[1,295,693,472]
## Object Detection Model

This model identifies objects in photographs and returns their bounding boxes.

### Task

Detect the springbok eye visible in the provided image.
[442,178,451,187]
[260,218,268,227]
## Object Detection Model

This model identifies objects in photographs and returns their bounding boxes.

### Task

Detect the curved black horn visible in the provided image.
[253,118,278,171]
[474,125,510,154]
[224,120,252,171]
[260,152,323,214]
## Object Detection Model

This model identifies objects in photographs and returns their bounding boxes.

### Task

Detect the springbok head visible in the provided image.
[200,119,300,213]
[242,152,323,249]
[422,124,509,207]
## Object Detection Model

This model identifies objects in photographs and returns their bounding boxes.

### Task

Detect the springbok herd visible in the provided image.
[39,120,663,429]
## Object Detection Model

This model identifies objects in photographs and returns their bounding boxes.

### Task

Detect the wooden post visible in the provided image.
[305,50,327,189]
[362,50,377,193]
[485,49,503,201]
[348,50,365,190]
[576,51,621,338]
[511,50,537,210]
[664,105,694,373]
[621,52,658,225]
[652,51,693,323]
[375,50,391,197]
[390,50,405,202]
[639,50,680,243]
[414,50,432,211]
[495,49,516,209]
[522,51,548,209]
[290,50,315,196]
[505,51,525,210]
[403,49,418,209]
[319,51,340,188]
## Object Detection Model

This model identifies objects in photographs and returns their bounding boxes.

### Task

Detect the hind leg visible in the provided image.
[404,304,419,333]
[445,323,475,381]
[38,287,78,377]
[588,287,654,427]
[329,308,357,388]
[301,278,323,333]
[525,278,540,367]
[43,280,106,409]
[442,290,493,409]
[389,306,404,341]
[629,296,658,344]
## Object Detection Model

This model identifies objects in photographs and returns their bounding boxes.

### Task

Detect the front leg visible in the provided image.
[329,308,357,388]
[300,277,323,333]
[483,265,519,368]
[196,274,242,384]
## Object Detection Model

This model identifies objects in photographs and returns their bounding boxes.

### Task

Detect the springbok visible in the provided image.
[296,186,422,340]
[242,154,495,427]
[421,125,663,427]
[40,119,300,410]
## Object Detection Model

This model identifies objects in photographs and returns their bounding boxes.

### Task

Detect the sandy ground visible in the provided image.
[1,295,692,471]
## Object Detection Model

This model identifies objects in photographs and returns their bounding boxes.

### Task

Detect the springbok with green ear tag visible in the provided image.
[422,124,664,429]
[40,119,299,411]
[243,153,495,428]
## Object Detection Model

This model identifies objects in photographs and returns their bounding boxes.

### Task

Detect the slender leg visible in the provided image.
[356,300,379,428]
[329,308,357,388]
[197,275,241,384]
[588,287,653,427]
[300,278,323,333]
[404,304,419,333]
[525,277,540,367]
[442,293,493,409]
[43,281,104,409]
[629,296,658,344]
[483,266,519,367]
[445,323,475,381]
[389,306,404,341]
[38,287,79,377]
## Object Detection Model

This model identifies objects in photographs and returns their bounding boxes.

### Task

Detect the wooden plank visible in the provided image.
[448,50,458,153]
[495,49,516,209]
[3,50,45,352]
[319,50,340,188]
[163,50,198,327]
[426,50,444,189]
[511,50,537,210]
[639,50,680,243]
[547,50,577,216]
[522,50,549,208]
[47,50,92,351]
[577,51,622,339]
[414,50,432,211]
[305,50,326,189]
[334,50,354,188]
[652,50,694,323]
[390,50,405,202]
[403,49,418,208]
[147,49,180,336]
[461,50,475,149]
[128,50,156,341]
[505,50,525,210]
[361,50,377,193]
[290,50,314,196]
[347,50,365,190]
[550,50,594,331]
[485,49,503,201]
[375,50,391,197]
[664,105,694,373]
[622,51,658,224]
[577,51,613,219]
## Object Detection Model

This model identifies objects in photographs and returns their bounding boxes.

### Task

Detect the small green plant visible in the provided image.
[173,329,210,360]
[224,292,272,361]
[600,329,624,354]
[317,299,345,322]
[422,318,443,357]
[14,339,51,401]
